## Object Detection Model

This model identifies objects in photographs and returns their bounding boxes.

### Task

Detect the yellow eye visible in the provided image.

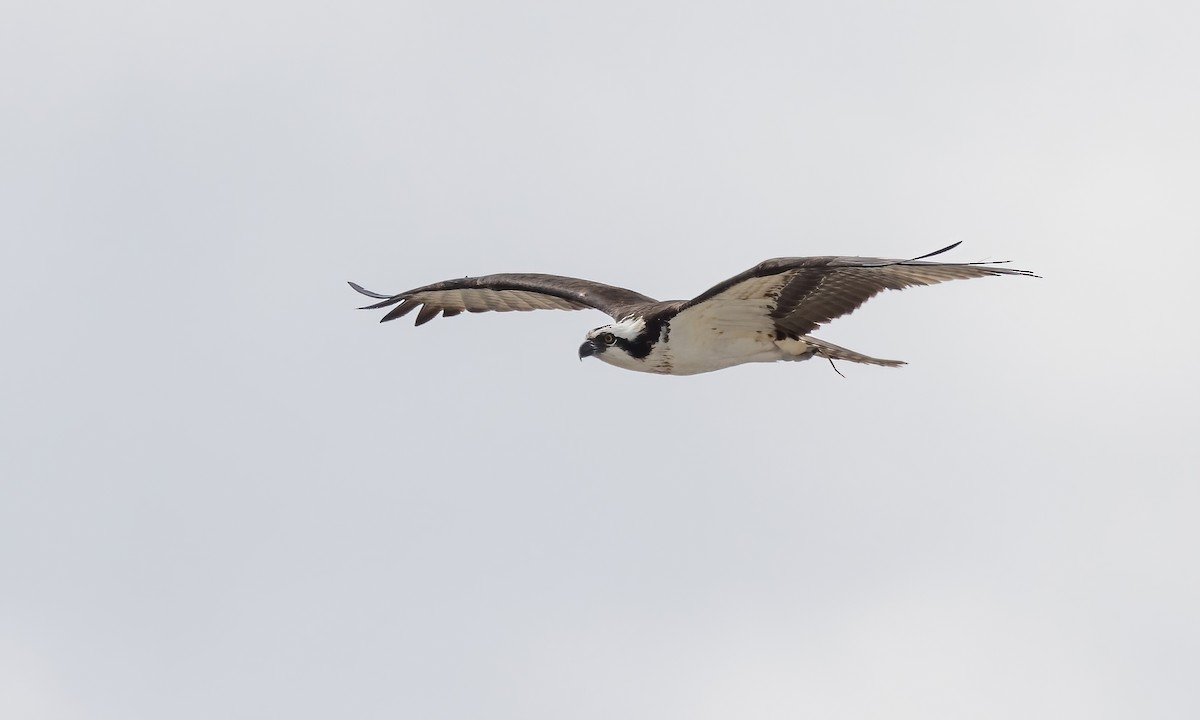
[599,332,616,345]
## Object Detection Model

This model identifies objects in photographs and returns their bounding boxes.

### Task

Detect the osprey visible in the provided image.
[349,242,1036,376]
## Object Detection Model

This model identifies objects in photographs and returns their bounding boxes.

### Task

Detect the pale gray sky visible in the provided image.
[2,1,1198,718]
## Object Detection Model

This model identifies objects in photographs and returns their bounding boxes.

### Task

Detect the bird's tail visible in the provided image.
[804,336,906,367]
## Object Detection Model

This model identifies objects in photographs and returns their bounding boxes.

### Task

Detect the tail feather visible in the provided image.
[804,336,905,367]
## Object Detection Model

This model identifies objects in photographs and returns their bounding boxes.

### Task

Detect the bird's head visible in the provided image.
[579,317,654,370]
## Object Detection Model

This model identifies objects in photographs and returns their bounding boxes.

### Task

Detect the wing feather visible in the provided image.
[352,245,1035,337]
[348,274,656,325]
[681,243,1038,337]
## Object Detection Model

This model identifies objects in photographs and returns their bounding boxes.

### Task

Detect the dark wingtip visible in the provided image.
[379,299,420,323]
[348,281,394,300]
[350,281,412,312]
[909,241,962,262]
[979,265,1041,279]
[903,243,1041,278]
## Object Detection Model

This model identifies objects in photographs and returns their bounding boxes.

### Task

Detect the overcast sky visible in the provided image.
[2,1,1198,718]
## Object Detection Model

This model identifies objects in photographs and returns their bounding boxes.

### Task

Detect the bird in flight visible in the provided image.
[349,242,1036,376]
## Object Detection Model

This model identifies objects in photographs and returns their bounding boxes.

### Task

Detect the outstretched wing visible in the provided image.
[679,242,1038,337]
[349,273,657,325]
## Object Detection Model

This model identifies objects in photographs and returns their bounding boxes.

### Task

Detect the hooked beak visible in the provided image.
[578,339,600,361]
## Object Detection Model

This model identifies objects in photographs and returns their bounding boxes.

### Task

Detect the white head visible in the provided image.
[578,317,671,372]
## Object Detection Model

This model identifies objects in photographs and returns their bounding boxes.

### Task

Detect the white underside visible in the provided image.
[595,300,820,376]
